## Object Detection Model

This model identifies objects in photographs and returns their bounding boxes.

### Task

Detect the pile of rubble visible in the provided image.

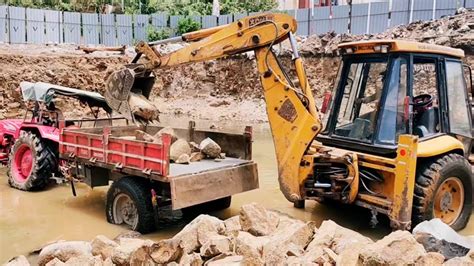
[134,127,223,164]
[5,203,473,266]
[297,9,474,56]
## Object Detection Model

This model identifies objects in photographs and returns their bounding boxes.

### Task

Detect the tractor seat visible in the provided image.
[414,107,439,137]
[348,118,371,140]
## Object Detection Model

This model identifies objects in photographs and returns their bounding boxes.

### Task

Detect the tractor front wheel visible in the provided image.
[7,131,57,191]
[413,153,472,230]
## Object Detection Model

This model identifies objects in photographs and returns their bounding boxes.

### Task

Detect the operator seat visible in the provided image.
[414,107,439,137]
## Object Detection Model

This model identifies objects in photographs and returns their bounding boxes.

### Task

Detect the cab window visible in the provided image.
[446,60,471,137]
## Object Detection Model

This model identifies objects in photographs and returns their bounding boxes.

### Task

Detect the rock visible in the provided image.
[38,241,92,266]
[224,216,242,235]
[205,253,244,265]
[149,239,183,264]
[199,138,221,158]
[413,219,474,248]
[189,141,200,152]
[135,130,159,143]
[263,221,315,264]
[444,249,474,266]
[306,220,372,255]
[128,92,160,121]
[190,152,205,162]
[91,235,119,260]
[200,235,232,258]
[4,255,30,266]
[360,230,426,265]
[129,245,154,266]
[415,232,469,260]
[113,230,141,241]
[175,153,191,164]
[64,255,103,266]
[235,231,270,265]
[415,252,445,266]
[179,252,203,266]
[111,238,153,265]
[44,258,65,266]
[172,214,225,254]
[239,203,279,236]
[170,138,191,162]
[154,127,178,143]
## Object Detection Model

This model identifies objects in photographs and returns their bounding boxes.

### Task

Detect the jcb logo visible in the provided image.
[248,15,273,27]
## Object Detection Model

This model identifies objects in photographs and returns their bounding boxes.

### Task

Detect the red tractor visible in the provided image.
[0,81,112,191]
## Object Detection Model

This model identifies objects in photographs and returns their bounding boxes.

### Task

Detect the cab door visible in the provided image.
[442,58,473,156]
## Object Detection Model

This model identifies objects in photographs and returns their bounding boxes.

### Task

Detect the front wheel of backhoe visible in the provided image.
[413,153,472,230]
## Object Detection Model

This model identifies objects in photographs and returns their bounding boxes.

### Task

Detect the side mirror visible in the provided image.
[321,91,332,114]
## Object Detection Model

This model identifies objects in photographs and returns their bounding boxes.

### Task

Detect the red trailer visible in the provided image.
[59,121,259,233]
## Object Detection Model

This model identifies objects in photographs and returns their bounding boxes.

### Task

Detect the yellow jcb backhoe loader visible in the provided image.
[105,13,473,230]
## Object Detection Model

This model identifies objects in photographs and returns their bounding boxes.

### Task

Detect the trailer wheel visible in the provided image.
[106,177,156,233]
[182,196,232,217]
[7,131,57,191]
[413,153,472,230]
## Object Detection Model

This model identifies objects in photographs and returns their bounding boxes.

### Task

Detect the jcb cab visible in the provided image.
[314,40,473,230]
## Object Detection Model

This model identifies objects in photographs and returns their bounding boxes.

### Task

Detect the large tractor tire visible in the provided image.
[413,153,472,230]
[7,131,57,191]
[182,196,232,217]
[106,177,156,233]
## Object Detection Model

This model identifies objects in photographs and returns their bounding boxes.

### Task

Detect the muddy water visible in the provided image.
[1,118,473,262]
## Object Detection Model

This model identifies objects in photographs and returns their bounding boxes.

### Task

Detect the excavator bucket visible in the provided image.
[104,64,158,123]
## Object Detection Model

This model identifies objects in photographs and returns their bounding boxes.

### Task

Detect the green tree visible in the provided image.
[176,16,201,35]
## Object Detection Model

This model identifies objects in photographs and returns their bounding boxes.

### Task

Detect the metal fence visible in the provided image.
[0,0,471,46]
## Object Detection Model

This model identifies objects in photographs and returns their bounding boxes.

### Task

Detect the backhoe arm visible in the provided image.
[105,13,321,203]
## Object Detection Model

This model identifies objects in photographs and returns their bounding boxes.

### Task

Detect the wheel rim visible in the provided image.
[433,177,464,225]
[12,144,33,183]
[112,193,139,229]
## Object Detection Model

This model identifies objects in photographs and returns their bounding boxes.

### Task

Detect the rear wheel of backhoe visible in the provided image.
[413,153,472,230]
[106,177,156,233]
[7,131,57,191]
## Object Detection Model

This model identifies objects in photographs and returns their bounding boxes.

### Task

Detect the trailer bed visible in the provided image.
[169,157,249,177]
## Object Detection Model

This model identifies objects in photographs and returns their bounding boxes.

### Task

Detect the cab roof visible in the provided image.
[338,39,464,58]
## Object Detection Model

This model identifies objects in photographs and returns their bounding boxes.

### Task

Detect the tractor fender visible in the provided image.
[417,135,464,158]
[0,119,23,144]
[18,124,60,143]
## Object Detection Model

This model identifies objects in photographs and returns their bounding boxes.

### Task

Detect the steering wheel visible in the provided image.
[413,94,433,111]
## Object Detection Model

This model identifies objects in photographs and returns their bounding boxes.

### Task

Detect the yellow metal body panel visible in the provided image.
[417,135,465,157]
[338,39,464,58]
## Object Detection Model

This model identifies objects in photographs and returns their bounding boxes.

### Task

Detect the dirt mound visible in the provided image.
[0,10,472,121]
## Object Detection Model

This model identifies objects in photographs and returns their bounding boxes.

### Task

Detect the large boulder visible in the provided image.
[444,249,474,266]
[179,252,203,266]
[224,216,242,235]
[413,218,473,259]
[4,255,30,266]
[235,231,270,265]
[111,238,153,265]
[205,253,244,265]
[149,239,183,264]
[415,252,445,266]
[199,138,221,159]
[263,220,315,264]
[200,235,232,258]
[38,241,92,266]
[154,127,178,143]
[171,214,225,254]
[91,235,119,260]
[239,203,279,236]
[359,230,426,265]
[170,138,191,162]
[63,255,104,266]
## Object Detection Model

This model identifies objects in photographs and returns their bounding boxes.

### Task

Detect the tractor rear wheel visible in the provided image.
[106,177,156,233]
[413,153,472,230]
[7,131,57,191]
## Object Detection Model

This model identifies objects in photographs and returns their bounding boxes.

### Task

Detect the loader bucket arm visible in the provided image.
[105,13,321,202]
